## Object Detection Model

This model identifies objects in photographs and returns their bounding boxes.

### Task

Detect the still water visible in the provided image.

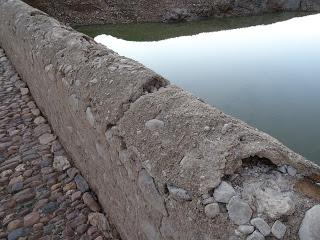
[77,13,320,164]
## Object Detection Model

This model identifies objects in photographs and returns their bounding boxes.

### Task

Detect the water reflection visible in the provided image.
[89,14,320,164]
[76,12,308,41]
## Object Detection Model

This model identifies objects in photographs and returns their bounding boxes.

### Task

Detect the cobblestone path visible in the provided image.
[0,47,119,240]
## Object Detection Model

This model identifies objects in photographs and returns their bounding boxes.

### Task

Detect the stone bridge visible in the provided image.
[0,0,320,240]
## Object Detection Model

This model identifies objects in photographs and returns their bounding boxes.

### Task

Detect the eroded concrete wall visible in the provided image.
[22,0,320,25]
[0,1,320,239]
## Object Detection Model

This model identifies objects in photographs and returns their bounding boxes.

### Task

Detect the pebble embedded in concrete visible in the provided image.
[167,184,192,201]
[53,155,71,171]
[271,220,287,239]
[86,107,95,127]
[145,119,164,130]
[227,196,253,225]
[213,181,236,203]
[238,225,255,235]
[247,230,265,240]
[204,203,220,218]
[286,165,297,176]
[250,218,270,236]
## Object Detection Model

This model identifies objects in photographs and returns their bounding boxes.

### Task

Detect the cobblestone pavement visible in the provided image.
[0,48,120,240]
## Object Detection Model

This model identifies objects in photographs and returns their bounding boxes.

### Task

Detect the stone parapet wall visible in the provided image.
[22,0,320,25]
[0,1,320,239]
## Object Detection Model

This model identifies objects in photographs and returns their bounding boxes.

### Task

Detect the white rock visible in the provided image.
[214,181,236,203]
[145,119,164,131]
[255,187,295,219]
[20,87,29,95]
[272,220,287,239]
[202,197,215,205]
[238,225,254,235]
[15,164,26,172]
[299,205,320,240]
[278,165,287,174]
[53,156,71,171]
[247,230,265,240]
[204,126,211,131]
[204,203,220,218]
[250,218,271,236]
[31,108,40,116]
[1,169,13,178]
[86,107,95,127]
[34,116,46,125]
[286,166,297,176]
[227,197,253,225]
[221,123,232,134]
[167,185,192,201]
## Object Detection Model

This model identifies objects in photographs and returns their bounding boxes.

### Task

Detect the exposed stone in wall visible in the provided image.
[22,0,320,25]
[0,0,320,239]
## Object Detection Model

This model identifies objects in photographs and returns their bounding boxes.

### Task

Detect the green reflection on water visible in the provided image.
[75,12,308,41]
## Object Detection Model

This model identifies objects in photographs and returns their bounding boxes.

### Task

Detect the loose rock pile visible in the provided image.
[200,158,320,240]
[0,48,119,240]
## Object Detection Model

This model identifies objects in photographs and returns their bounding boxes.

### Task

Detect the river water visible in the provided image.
[76,13,320,165]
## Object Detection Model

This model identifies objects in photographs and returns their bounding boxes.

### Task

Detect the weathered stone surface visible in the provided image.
[53,156,70,171]
[213,181,236,203]
[74,175,89,193]
[250,218,270,236]
[138,169,167,215]
[227,197,252,225]
[82,192,101,212]
[271,220,287,239]
[86,107,95,127]
[204,203,220,218]
[88,213,110,232]
[287,166,297,176]
[20,87,29,95]
[39,133,56,145]
[299,205,320,240]
[145,119,164,131]
[34,116,45,125]
[167,185,192,201]
[24,212,40,227]
[255,186,295,219]
[238,225,254,235]
[7,220,23,231]
[247,230,265,240]
[8,228,25,240]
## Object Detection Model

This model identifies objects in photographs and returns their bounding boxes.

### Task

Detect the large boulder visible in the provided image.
[299,205,320,240]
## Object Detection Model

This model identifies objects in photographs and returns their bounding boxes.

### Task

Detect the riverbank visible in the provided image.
[23,0,320,26]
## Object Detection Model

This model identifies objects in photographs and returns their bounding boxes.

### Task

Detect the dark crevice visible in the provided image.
[29,11,47,17]
[241,156,277,169]
[142,75,168,94]
[106,123,115,131]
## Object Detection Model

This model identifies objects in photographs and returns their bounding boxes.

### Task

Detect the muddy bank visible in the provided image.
[23,0,320,25]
